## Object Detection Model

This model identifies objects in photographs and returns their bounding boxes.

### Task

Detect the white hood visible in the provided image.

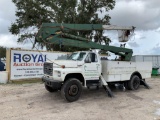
[52,60,79,68]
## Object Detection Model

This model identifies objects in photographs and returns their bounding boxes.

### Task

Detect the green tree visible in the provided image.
[9,0,115,51]
[0,46,6,58]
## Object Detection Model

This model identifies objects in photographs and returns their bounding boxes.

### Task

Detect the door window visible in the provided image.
[85,53,98,63]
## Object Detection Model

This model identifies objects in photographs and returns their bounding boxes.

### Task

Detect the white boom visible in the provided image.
[102,25,135,30]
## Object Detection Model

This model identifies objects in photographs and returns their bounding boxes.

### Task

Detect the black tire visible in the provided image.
[128,75,140,90]
[45,84,58,92]
[61,78,82,102]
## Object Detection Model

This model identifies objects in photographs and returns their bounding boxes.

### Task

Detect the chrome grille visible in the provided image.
[43,62,53,76]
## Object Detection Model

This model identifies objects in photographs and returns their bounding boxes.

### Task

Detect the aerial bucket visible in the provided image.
[118,30,130,42]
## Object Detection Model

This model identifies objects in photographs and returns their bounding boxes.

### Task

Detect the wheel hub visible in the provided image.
[69,85,79,96]
[133,79,140,89]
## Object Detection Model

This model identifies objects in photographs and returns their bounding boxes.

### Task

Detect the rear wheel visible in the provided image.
[61,78,82,102]
[45,84,58,92]
[128,75,140,90]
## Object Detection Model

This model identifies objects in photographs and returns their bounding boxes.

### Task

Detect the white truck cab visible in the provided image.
[42,51,152,102]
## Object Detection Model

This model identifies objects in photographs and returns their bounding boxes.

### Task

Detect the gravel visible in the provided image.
[0,78,160,120]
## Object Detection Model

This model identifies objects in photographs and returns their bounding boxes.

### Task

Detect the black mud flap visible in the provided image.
[140,79,150,89]
[103,85,114,97]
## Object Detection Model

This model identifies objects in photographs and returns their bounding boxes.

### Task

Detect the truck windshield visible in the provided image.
[67,52,86,61]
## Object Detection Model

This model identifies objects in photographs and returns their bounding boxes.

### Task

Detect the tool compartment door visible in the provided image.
[101,61,136,82]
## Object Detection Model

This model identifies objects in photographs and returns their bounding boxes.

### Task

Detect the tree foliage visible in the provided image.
[0,46,6,58]
[10,0,115,51]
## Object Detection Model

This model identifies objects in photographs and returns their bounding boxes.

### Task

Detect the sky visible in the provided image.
[0,0,160,55]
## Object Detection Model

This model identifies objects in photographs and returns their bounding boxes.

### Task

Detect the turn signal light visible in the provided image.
[61,65,65,68]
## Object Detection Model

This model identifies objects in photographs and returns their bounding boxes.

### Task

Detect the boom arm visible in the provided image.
[36,23,134,61]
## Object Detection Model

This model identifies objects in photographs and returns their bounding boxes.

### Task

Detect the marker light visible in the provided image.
[61,65,65,68]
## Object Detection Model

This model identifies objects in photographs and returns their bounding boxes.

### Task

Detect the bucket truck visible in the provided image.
[35,23,152,102]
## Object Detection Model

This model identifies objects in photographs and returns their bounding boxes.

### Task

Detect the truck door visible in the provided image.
[83,53,101,80]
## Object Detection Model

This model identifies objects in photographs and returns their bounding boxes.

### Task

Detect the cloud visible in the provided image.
[149,43,160,55]
[128,42,139,48]
[0,0,16,20]
[139,36,146,40]
[0,18,11,34]
[0,0,34,49]
[109,0,160,30]
[0,0,16,34]
[0,34,32,48]
[111,42,120,47]
[144,0,160,9]
[155,27,160,32]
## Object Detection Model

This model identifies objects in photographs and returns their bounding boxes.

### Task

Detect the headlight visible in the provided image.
[57,71,61,77]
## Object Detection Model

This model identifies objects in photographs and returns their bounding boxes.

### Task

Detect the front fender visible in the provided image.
[53,67,83,81]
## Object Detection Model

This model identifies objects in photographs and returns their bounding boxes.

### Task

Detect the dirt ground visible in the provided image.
[1,78,160,120]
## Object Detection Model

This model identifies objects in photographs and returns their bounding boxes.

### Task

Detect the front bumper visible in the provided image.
[42,76,62,90]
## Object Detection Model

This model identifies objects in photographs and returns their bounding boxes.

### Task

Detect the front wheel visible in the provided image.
[61,78,82,102]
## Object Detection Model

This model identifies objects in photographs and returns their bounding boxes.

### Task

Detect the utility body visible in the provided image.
[36,23,152,102]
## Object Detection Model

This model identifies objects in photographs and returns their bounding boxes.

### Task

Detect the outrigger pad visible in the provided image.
[103,85,114,97]
[141,79,151,89]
